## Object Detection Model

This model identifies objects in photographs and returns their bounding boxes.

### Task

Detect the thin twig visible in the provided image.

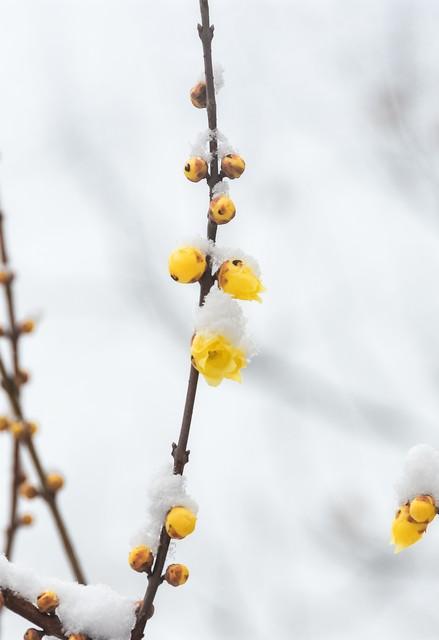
[0,213,86,584]
[1,589,68,639]
[131,2,220,638]
[0,212,23,560]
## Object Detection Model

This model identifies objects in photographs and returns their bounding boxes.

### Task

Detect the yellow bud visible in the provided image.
[128,545,154,572]
[36,590,59,614]
[19,482,38,499]
[0,271,13,285]
[391,504,427,553]
[20,514,34,526]
[68,635,88,640]
[169,247,207,284]
[218,259,265,302]
[409,495,436,523]
[20,319,36,334]
[165,506,196,539]
[209,195,236,225]
[0,416,10,432]
[190,82,207,108]
[10,421,25,439]
[165,563,189,587]
[221,154,245,179]
[184,157,208,183]
[24,630,44,640]
[28,421,38,435]
[17,369,30,385]
[46,473,64,493]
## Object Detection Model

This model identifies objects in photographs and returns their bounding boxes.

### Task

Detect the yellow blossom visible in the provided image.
[391,504,428,553]
[191,333,247,386]
[409,495,436,523]
[218,260,265,302]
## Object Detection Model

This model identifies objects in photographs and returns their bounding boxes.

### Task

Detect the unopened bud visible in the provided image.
[0,416,10,432]
[19,482,38,500]
[20,514,33,526]
[164,563,189,587]
[20,319,36,334]
[24,629,44,640]
[46,473,64,493]
[36,590,59,614]
[128,545,154,573]
[0,271,13,285]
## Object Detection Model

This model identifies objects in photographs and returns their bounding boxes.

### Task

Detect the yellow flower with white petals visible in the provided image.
[191,333,247,386]
[218,259,265,302]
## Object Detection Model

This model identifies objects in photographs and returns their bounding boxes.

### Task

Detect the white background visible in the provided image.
[1,0,439,638]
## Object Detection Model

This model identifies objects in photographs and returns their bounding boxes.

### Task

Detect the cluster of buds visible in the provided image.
[128,506,196,588]
[391,494,437,553]
[10,420,38,440]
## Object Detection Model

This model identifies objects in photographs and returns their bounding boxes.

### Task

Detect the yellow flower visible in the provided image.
[409,495,436,523]
[191,333,247,386]
[165,507,197,539]
[218,260,265,302]
[391,504,428,553]
[169,247,207,284]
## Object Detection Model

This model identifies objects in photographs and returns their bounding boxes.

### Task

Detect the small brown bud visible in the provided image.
[0,271,13,285]
[128,546,154,573]
[20,319,36,334]
[10,421,24,439]
[19,482,38,499]
[0,591,4,609]
[36,590,59,614]
[190,81,207,108]
[164,563,189,587]
[24,629,44,640]
[17,369,30,385]
[28,421,38,436]
[46,473,64,492]
[20,513,34,526]
[0,416,10,432]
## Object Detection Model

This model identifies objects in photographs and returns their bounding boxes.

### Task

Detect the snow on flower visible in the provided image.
[191,289,256,386]
[131,465,198,553]
[395,444,439,505]
[0,555,136,640]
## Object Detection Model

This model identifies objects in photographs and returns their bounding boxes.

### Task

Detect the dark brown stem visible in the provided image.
[1,589,67,639]
[0,212,24,561]
[0,212,86,585]
[131,2,221,639]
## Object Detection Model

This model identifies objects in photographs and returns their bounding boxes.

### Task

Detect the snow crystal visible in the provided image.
[216,129,235,157]
[211,180,230,198]
[194,288,256,356]
[0,555,136,640]
[197,63,224,93]
[190,129,212,163]
[181,235,215,257]
[210,245,261,277]
[395,444,439,504]
[131,464,198,553]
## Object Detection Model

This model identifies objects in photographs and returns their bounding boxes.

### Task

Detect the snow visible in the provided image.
[0,555,136,640]
[210,245,261,277]
[395,444,439,505]
[194,288,255,357]
[189,129,212,163]
[211,180,230,198]
[131,464,198,553]
[197,63,224,93]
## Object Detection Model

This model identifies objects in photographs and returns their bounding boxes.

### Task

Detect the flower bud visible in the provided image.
[0,271,13,285]
[190,82,207,108]
[0,591,4,609]
[128,545,154,572]
[16,369,30,385]
[169,247,207,284]
[46,473,64,493]
[0,416,10,432]
[218,259,265,302]
[409,495,436,524]
[165,563,189,587]
[20,514,34,526]
[10,421,25,439]
[209,196,236,225]
[68,635,89,640]
[184,157,208,182]
[36,590,59,614]
[165,506,196,539]
[20,319,36,334]
[24,630,44,640]
[19,482,38,499]
[391,504,427,553]
[221,154,245,179]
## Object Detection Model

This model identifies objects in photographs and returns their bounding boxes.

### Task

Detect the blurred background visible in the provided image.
[0,0,439,638]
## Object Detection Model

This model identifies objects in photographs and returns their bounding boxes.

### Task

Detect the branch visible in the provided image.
[130,2,220,638]
[1,590,67,639]
[0,212,86,585]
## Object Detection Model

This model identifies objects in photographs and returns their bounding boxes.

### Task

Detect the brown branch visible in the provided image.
[0,212,24,561]
[0,213,86,585]
[1,589,68,639]
[130,2,220,638]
